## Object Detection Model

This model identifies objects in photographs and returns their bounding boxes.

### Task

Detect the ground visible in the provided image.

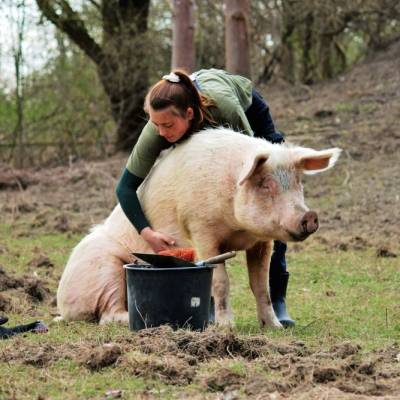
[0,42,399,399]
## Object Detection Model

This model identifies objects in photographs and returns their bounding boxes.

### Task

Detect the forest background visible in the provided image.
[1,0,400,168]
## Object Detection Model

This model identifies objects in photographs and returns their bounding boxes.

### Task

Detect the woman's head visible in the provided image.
[144,70,214,142]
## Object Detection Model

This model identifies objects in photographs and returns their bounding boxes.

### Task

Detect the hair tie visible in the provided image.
[162,72,180,83]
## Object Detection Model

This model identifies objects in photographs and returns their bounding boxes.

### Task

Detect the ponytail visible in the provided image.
[144,70,216,132]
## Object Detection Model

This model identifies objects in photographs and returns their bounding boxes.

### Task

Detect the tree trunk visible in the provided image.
[280,0,296,83]
[36,0,151,151]
[301,11,315,84]
[224,0,251,78]
[319,34,334,80]
[12,0,26,169]
[172,0,196,72]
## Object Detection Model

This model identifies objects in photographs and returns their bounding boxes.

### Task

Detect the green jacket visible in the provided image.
[126,69,253,178]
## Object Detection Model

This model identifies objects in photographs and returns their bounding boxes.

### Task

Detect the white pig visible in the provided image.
[57,127,341,327]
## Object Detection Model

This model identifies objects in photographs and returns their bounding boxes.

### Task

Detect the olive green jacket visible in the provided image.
[126,69,253,178]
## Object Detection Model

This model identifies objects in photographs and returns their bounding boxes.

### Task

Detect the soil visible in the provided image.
[0,40,400,398]
[0,326,400,398]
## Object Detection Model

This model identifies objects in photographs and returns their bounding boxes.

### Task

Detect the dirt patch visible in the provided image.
[0,267,51,309]
[244,375,282,397]
[0,165,38,190]
[204,368,243,391]
[376,247,397,258]
[0,293,12,312]
[27,254,54,269]
[313,366,342,383]
[76,343,122,371]
[0,266,23,291]
[330,341,362,359]
[130,325,272,361]
[122,352,195,385]
[0,326,399,397]
[23,344,60,367]
[23,278,50,302]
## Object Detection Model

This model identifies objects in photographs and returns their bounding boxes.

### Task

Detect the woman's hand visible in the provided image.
[140,227,176,253]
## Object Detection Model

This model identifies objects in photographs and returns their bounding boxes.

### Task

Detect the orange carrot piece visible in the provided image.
[158,248,196,262]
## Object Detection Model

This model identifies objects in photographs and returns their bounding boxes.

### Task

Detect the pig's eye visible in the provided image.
[258,177,276,191]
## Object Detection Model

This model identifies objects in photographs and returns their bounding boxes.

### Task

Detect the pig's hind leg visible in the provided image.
[246,241,282,328]
[96,258,129,325]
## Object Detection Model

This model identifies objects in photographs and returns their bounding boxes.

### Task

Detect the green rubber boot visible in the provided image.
[270,272,295,328]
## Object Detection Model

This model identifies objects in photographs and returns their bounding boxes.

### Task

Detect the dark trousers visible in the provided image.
[245,89,287,279]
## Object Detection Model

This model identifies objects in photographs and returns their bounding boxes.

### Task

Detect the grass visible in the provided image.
[230,246,400,347]
[0,223,399,398]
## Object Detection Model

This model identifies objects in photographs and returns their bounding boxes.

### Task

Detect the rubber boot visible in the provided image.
[270,271,295,328]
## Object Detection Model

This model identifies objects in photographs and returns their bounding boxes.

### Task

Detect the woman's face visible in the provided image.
[149,106,194,143]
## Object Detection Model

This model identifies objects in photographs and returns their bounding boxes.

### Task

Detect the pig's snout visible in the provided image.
[301,211,319,235]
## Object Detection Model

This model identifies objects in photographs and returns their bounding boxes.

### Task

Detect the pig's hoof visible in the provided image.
[215,314,234,327]
[99,311,129,325]
[260,318,283,329]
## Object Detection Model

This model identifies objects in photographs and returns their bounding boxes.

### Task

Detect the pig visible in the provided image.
[57,127,341,327]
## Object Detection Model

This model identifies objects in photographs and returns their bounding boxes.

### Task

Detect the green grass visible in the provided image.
[231,248,400,347]
[1,223,399,398]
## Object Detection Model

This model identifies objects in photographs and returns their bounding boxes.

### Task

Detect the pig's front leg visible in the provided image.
[212,263,234,326]
[246,241,282,328]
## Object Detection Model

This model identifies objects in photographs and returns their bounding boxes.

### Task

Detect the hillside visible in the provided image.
[1,41,400,253]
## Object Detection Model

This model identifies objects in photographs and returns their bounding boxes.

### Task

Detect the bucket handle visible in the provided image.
[196,251,236,266]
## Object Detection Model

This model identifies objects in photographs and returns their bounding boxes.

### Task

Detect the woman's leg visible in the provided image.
[244,89,285,144]
[269,241,295,327]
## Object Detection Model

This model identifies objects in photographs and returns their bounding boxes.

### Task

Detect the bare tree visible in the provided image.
[6,0,27,168]
[36,0,151,150]
[172,0,195,72]
[224,0,251,77]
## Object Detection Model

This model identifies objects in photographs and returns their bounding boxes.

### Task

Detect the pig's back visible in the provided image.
[139,128,267,227]
[146,128,265,184]
[169,128,294,178]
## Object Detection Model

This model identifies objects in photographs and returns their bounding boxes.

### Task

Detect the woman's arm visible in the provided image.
[116,168,176,252]
[116,168,149,233]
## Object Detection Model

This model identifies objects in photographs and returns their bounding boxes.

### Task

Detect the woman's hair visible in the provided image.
[144,70,216,132]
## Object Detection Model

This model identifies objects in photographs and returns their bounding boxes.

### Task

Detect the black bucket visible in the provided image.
[124,264,215,331]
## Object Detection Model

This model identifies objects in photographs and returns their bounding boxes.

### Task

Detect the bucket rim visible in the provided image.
[123,263,216,271]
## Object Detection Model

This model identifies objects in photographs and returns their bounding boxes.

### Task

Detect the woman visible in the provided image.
[116,68,294,327]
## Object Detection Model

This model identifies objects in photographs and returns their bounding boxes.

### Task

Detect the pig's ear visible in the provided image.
[295,147,342,175]
[239,154,269,185]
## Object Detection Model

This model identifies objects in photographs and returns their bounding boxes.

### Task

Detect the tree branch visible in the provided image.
[36,0,104,65]
[88,0,100,10]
